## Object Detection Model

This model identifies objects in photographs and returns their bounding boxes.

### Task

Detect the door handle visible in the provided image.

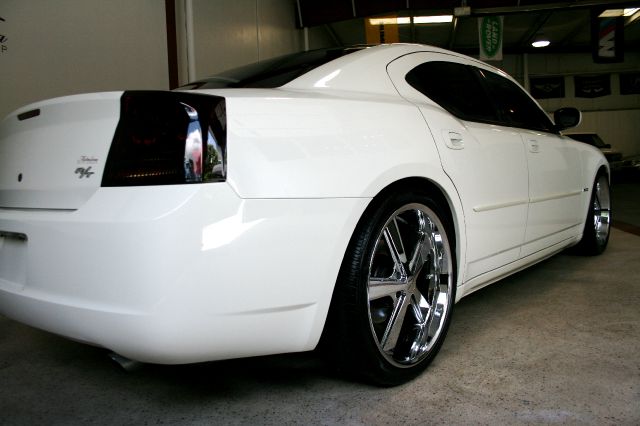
[445,131,464,150]
[528,140,540,153]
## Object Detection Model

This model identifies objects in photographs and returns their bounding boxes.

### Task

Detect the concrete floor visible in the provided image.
[1,183,639,425]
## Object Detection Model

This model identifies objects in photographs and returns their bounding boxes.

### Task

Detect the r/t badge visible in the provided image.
[75,167,95,179]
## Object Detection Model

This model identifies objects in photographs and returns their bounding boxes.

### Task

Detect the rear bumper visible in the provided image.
[0,183,368,363]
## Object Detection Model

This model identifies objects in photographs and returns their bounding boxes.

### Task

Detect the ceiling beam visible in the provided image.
[515,11,553,49]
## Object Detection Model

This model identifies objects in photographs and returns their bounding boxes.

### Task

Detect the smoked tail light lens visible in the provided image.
[102,91,226,186]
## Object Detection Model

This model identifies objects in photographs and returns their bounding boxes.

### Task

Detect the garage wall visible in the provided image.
[176,0,306,84]
[496,52,640,157]
[529,52,640,157]
[0,0,170,119]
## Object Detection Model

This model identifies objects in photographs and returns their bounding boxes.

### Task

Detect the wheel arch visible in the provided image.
[363,177,460,249]
[316,175,462,383]
[316,175,466,346]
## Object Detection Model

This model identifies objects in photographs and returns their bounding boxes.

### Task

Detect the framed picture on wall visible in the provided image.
[575,74,611,98]
[620,72,640,95]
[530,76,565,99]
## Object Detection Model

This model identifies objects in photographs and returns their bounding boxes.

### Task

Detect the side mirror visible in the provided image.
[554,107,582,131]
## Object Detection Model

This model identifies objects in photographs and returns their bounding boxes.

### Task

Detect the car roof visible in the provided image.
[283,43,508,95]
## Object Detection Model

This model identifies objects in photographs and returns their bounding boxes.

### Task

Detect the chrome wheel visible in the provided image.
[367,203,453,367]
[593,174,611,246]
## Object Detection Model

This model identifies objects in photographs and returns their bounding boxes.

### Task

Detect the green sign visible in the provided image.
[479,16,503,60]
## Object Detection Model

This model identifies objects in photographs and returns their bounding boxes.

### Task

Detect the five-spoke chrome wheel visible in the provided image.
[322,191,456,385]
[593,174,611,247]
[367,203,453,368]
[575,170,611,255]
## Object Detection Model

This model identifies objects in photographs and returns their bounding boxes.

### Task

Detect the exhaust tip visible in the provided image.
[108,352,144,372]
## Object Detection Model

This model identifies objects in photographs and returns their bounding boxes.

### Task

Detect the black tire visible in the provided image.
[321,190,456,386]
[574,170,611,256]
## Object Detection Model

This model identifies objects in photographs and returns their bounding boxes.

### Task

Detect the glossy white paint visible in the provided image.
[0,183,369,362]
[0,44,607,364]
[0,93,121,209]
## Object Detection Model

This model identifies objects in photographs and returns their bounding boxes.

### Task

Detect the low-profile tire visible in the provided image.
[574,170,611,255]
[321,190,456,386]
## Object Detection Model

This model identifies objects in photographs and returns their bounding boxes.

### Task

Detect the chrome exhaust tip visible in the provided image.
[108,352,144,372]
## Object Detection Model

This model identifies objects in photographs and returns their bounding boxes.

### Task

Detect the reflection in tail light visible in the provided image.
[102,91,226,186]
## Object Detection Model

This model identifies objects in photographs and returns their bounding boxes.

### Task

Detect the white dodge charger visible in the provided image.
[0,44,610,385]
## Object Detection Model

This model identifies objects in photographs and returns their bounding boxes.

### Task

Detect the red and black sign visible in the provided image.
[591,9,624,63]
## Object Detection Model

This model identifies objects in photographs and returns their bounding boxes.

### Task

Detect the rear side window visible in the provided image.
[405,61,499,123]
[477,69,555,133]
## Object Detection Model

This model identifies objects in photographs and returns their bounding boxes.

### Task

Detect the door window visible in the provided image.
[477,69,555,133]
[405,61,499,123]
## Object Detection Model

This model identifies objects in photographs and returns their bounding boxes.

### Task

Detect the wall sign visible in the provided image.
[0,15,7,53]
[620,72,640,95]
[479,16,503,61]
[591,10,624,63]
[575,74,611,98]
[530,76,565,99]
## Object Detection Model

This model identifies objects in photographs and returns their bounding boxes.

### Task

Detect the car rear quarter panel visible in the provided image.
[220,92,450,200]
[217,90,468,298]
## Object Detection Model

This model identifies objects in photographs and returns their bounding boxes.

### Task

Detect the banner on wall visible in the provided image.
[479,16,503,61]
[620,72,640,95]
[591,10,624,63]
[530,76,565,99]
[574,74,611,98]
[0,15,7,53]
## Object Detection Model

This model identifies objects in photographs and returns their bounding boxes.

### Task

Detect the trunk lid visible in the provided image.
[0,92,122,209]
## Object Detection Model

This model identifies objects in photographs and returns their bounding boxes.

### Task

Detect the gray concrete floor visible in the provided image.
[1,183,639,425]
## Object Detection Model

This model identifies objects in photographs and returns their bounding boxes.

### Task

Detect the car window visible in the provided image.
[477,69,555,133]
[405,61,499,123]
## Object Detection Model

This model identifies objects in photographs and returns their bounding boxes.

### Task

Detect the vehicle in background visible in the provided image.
[566,133,622,171]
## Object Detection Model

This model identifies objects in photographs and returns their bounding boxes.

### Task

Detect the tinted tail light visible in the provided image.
[102,91,226,186]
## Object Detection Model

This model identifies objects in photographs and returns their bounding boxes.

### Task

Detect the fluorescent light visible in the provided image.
[532,40,550,48]
[414,15,453,24]
[599,8,639,17]
[368,15,453,25]
[369,17,410,25]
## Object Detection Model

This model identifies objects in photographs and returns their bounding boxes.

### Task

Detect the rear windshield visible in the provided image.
[180,47,362,90]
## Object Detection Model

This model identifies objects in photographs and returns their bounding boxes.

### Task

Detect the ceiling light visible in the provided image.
[368,16,453,25]
[532,40,550,48]
[413,15,454,24]
[599,8,639,18]
[369,17,410,25]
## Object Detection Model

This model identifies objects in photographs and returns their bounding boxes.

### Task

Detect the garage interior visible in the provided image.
[1,0,639,424]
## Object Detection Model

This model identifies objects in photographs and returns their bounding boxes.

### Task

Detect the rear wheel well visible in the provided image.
[319,177,459,385]
[367,177,457,248]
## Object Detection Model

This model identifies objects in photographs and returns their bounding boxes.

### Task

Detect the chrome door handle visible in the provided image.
[445,132,464,150]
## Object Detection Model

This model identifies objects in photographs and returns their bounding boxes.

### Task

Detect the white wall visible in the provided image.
[531,52,640,157]
[0,0,170,119]
[176,0,306,84]
[495,52,640,157]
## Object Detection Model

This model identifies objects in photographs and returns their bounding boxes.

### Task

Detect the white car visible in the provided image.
[0,44,610,385]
